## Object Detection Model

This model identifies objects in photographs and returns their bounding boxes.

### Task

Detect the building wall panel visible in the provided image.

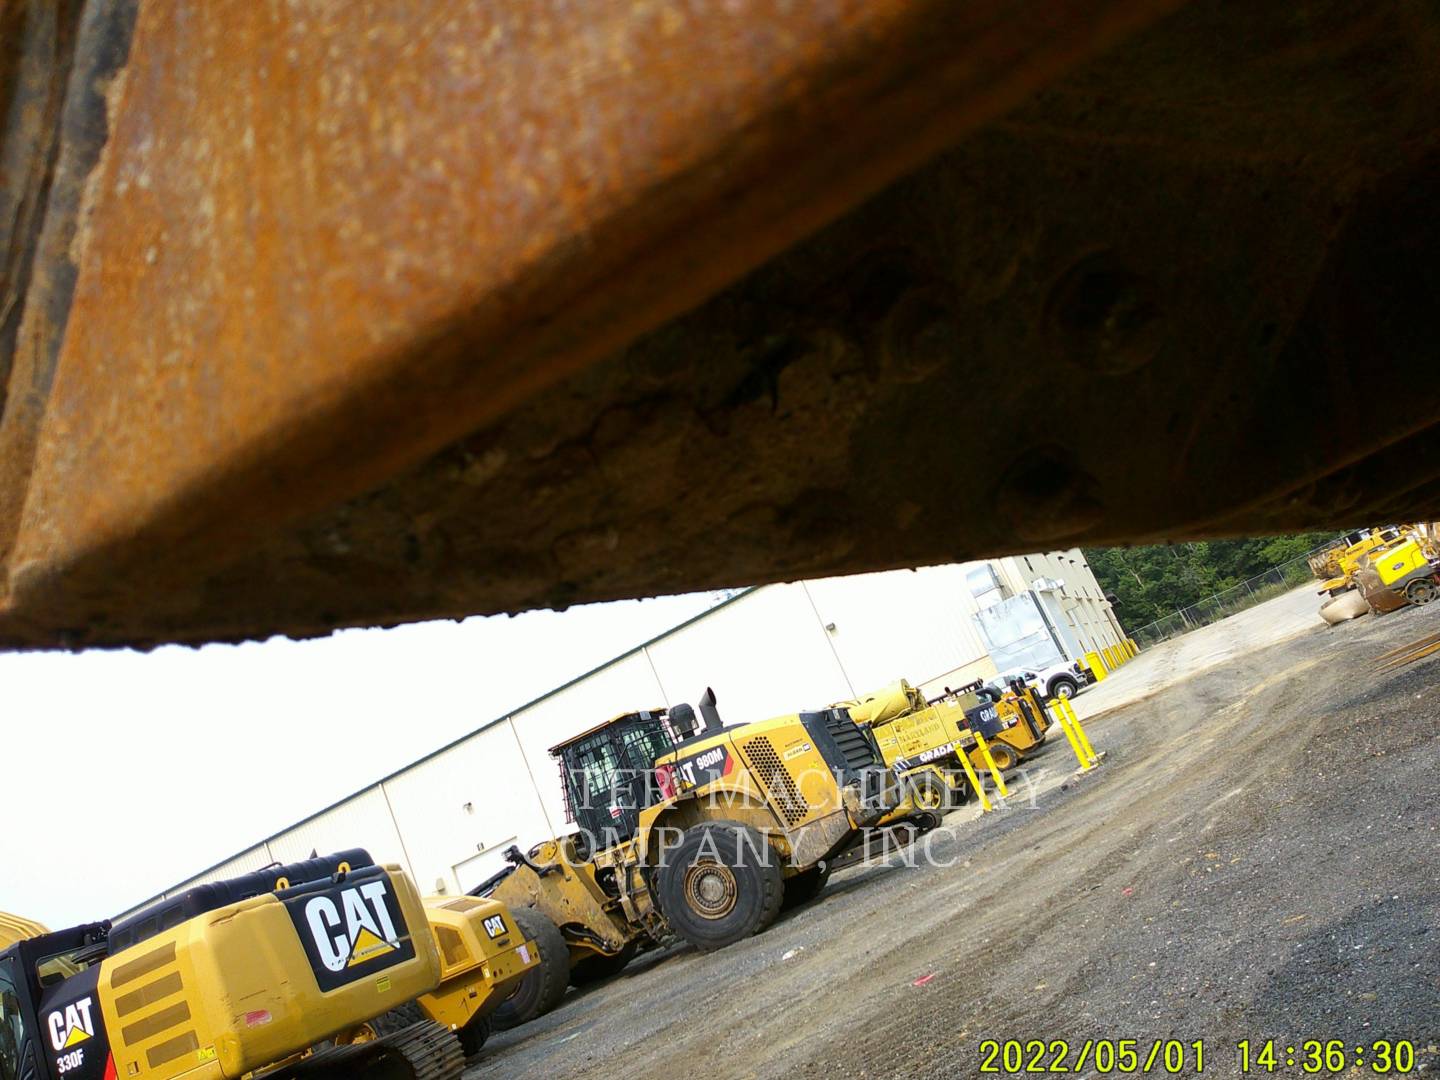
[804,566,991,696]
[644,585,851,725]
[381,721,549,896]
[507,653,670,839]
[265,787,410,877]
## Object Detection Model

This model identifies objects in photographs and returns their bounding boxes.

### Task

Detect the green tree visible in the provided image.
[1084,531,1338,629]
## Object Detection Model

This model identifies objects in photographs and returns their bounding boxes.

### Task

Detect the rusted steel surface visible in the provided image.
[3,0,1440,649]
[0,0,1182,646]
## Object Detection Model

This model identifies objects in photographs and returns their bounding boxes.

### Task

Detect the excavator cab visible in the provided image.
[0,951,30,1080]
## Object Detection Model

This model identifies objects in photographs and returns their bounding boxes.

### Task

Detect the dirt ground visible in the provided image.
[472,600,1440,1079]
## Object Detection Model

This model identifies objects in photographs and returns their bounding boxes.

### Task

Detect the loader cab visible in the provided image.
[552,710,678,852]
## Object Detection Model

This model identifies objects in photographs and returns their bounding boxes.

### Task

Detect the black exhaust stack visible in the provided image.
[699,687,723,732]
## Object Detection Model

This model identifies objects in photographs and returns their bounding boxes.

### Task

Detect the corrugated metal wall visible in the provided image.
[120,554,1121,916]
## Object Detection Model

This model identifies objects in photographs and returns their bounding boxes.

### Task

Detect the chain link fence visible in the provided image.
[1129,549,1325,648]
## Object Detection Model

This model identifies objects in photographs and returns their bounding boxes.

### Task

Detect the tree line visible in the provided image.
[1084,533,1339,629]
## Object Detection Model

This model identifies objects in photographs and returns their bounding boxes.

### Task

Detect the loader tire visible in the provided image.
[332,1000,426,1046]
[456,1015,491,1058]
[658,821,783,951]
[491,908,569,1031]
[371,1002,426,1035]
[781,861,832,911]
[1406,579,1437,605]
[569,940,638,987]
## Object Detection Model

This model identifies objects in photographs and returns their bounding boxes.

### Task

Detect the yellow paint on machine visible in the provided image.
[95,867,441,1080]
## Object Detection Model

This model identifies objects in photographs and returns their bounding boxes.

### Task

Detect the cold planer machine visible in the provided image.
[0,851,534,1080]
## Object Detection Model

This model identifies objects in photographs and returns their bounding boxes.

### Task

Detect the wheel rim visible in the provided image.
[1058,684,1074,698]
[1410,581,1436,604]
[683,860,738,919]
[993,747,1017,769]
[912,782,944,811]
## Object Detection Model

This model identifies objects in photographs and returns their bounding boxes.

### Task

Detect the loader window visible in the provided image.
[0,957,27,1080]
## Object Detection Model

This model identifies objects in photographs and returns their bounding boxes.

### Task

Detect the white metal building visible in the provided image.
[120,550,1123,915]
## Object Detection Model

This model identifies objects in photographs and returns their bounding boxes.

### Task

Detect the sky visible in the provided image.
[0,591,719,929]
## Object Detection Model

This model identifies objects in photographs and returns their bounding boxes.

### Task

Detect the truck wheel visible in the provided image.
[1049,676,1079,700]
[491,908,569,1030]
[568,940,638,986]
[781,860,832,910]
[457,1015,492,1058]
[906,772,949,812]
[985,742,1020,771]
[1406,579,1437,605]
[658,821,783,951]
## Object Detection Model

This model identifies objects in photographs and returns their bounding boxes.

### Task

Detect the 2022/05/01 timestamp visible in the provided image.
[976,1039,1421,1074]
[1238,1040,1418,1074]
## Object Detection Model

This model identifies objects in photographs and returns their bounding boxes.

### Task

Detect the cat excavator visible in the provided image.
[0,850,535,1080]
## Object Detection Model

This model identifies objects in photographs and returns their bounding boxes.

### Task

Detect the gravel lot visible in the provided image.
[472,597,1440,1079]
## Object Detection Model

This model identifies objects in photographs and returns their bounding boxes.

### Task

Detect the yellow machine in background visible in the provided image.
[1310,526,1407,596]
[334,891,539,1057]
[480,691,909,1027]
[1314,525,1440,622]
[844,678,1054,811]
[1354,533,1440,612]
[0,912,49,950]
[0,851,535,1080]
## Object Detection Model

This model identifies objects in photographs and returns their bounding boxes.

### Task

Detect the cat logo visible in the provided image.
[481,914,506,940]
[47,998,95,1051]
[304,880,402,972]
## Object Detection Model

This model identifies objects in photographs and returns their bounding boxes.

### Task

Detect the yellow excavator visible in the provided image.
[478,690,919,1028]
[0,850,535,1080]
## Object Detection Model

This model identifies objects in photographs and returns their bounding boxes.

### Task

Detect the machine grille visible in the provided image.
[818,709,883,773]
[742,737,809,827]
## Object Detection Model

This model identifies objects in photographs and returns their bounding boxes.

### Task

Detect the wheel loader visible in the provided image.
[478,691,917,1027]
[843,677,1054,813]
[0,850,536,1080]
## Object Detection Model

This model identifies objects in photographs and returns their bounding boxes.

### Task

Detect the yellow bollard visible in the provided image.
[970,729,1010,798]
[954,743,993,811]
[1084,650,1108,681]
[1061,698,1100,765]
[1127,638,1139,658]
[1049,698,1094,771]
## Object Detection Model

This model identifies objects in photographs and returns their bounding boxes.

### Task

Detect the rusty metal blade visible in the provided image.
[0,0,1185,638]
